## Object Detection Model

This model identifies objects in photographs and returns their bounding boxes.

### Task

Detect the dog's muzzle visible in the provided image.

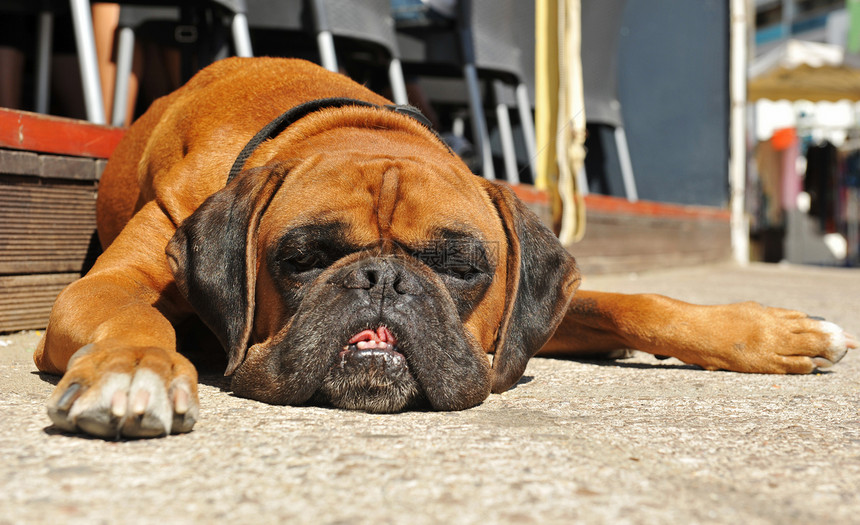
[314,326,423,413]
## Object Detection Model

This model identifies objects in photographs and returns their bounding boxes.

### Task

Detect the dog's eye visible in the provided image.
[283,252,327,273]
[439,263,481,281]
[411,241,488,282]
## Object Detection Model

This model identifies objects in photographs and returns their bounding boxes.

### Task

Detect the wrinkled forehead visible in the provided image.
[258,155,505,249]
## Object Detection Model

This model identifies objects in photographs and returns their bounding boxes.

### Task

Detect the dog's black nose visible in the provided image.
[342,259,422,295]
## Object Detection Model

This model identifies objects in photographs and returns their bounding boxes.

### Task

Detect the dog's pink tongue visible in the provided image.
[348,327,397,345]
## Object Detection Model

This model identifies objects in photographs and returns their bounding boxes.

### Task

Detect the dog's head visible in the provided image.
[166,108,579,412]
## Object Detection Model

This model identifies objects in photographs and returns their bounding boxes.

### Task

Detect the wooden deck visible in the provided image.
[0,108,731,332]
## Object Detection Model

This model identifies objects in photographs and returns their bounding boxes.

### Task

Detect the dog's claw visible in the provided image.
[130,389,150,416]
[169,380,198,433]
[56,383,82,411]
[172,384,191,414]
[110,390,127,418]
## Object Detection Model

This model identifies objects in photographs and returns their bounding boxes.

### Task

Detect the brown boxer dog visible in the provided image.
[34,58,856,439]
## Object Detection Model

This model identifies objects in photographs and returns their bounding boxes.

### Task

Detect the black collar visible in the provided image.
[227,97,440,183]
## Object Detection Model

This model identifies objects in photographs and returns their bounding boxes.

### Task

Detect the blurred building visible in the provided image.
[749,0,860,266]
[755,0,846,51]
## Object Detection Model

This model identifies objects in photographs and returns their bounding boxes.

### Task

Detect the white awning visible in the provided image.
[749,39,860,102]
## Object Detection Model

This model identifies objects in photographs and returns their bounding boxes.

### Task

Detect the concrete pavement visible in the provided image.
[1,262,858,524]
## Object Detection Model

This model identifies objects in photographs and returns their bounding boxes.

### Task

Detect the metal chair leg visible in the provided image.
[463,63,494,179]
[495,100,519,184]
[231,13,253,57]
[316,30,338,72]
[515,83,537,182]
[388,58,408,106]
[578,164,590,196]
[69,0,106,124]
[35,11,54,114]
[615,126,638,202]
[111,26,135,127]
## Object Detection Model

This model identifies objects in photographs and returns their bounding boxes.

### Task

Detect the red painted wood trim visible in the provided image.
[0,108,124,159]
[583,193,731,221]
[507,183,729,221]
[507,182,550,205]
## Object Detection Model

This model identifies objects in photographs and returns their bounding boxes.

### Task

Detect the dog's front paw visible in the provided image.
[47,343,199,439]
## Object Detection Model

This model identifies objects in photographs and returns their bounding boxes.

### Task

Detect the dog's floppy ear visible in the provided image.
[166,164,287,375]
[483,181,581,393]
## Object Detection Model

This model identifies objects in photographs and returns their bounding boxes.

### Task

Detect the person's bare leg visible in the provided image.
[92,2,120,120]
[122,43,143,126]
[0,46,24,109]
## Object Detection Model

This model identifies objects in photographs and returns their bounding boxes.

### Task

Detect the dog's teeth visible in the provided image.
[348,340,398,352]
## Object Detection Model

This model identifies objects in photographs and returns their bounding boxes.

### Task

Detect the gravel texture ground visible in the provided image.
[1,262,858,524]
